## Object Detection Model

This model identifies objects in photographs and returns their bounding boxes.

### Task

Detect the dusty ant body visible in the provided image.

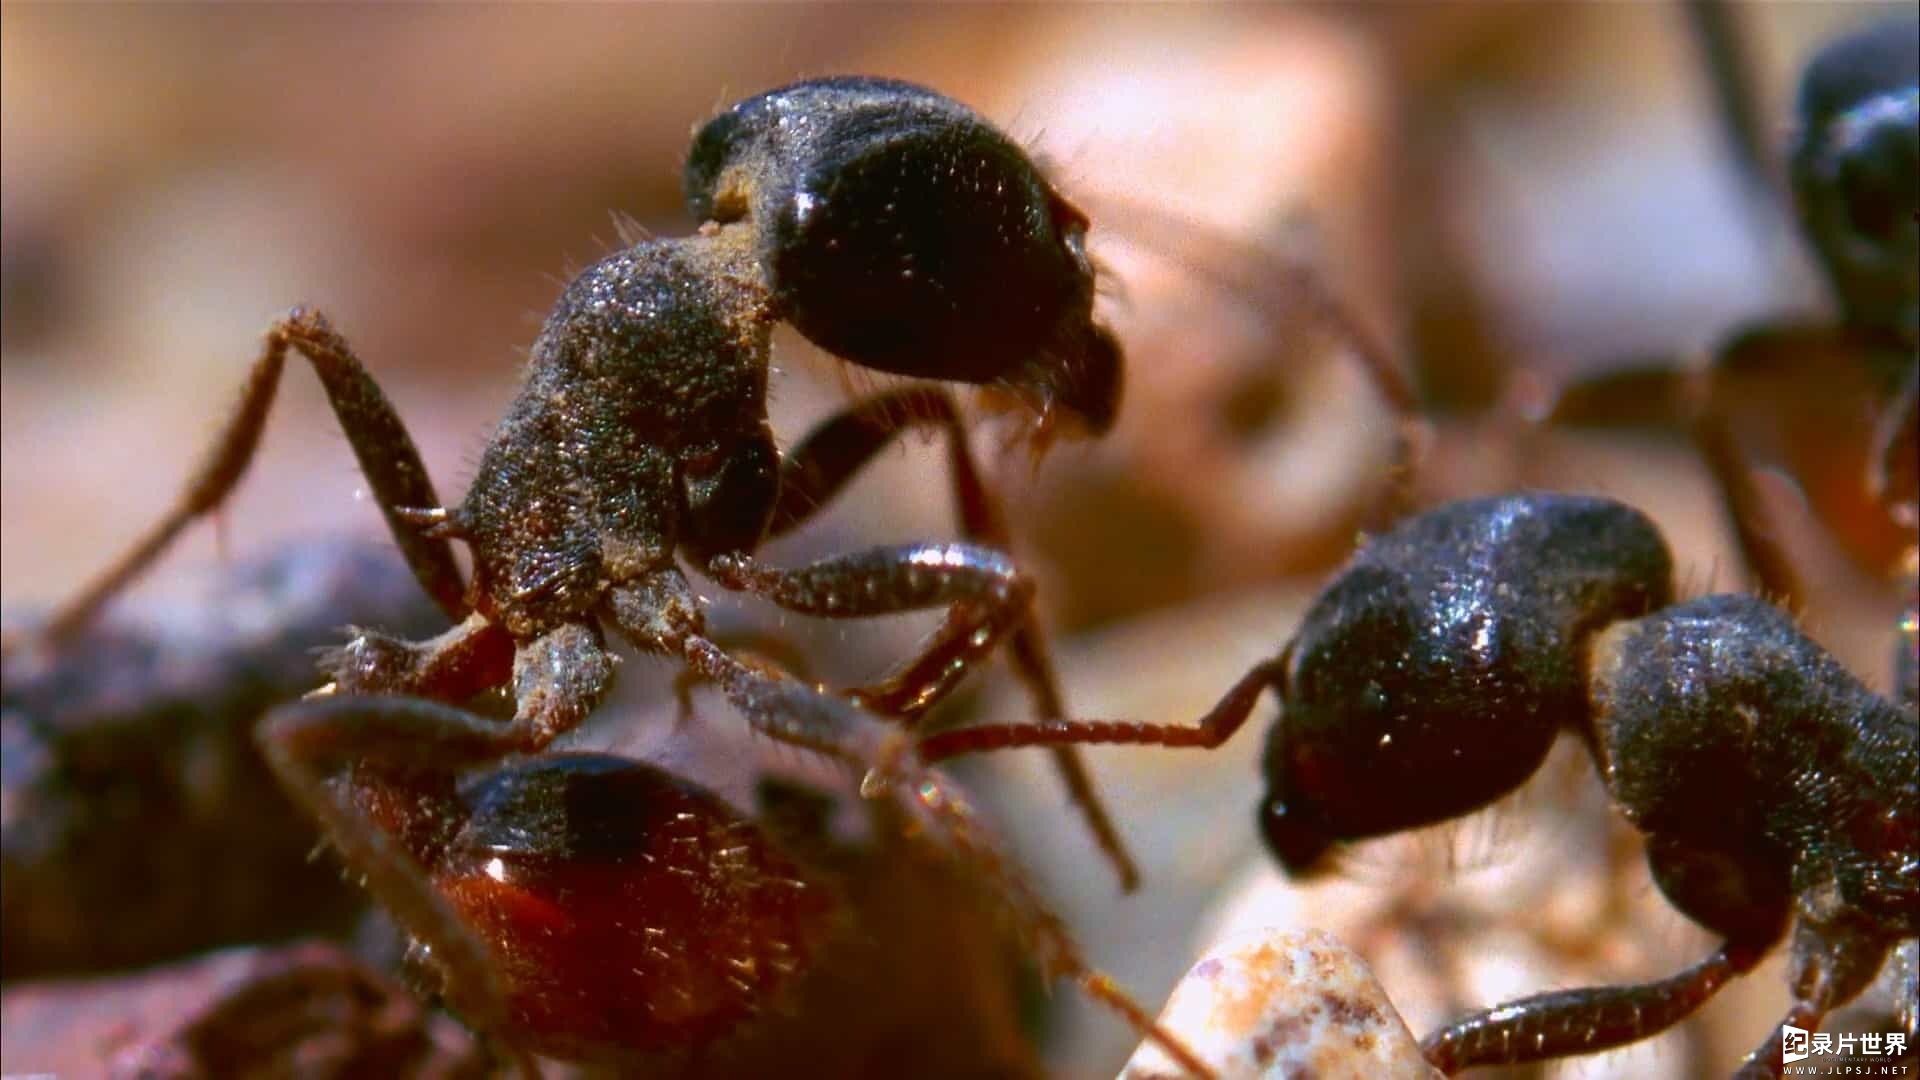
[1,538,441,979]
[21,76,1211,1073]
[930,491,1916,1076]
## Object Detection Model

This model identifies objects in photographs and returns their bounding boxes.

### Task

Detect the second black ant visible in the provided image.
[924,489,1916,1077]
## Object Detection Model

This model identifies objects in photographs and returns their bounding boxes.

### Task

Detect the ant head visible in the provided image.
[686,76,1122,440]
[1792,16,1919,349]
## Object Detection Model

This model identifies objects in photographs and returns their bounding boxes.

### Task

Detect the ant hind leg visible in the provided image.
[255,694,539,1077]
[742,383,1144,888]
[1420,939,1768,1075]
[675,633,1215,1080]
[40,308,467,648]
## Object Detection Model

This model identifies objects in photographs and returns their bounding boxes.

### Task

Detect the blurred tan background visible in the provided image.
[3,5,1910,1078]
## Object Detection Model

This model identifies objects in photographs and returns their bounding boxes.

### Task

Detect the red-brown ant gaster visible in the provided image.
[25,77,1210,1075]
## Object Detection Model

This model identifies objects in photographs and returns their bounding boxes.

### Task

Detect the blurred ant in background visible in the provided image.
[14,77,1218,1075]
[906,14,1917,1077]
[1545,12,1917,701]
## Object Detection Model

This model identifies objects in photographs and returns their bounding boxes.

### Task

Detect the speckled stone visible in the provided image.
[1118,928,1441,1080]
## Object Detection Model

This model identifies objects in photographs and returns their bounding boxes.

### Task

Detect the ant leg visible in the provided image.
[1872,366,1917,708]
[1735,916,1900,1079]
[1420,939,1767,1074]
[706,542,1031,717]
[320,611,515,701]
[763,384,1140,889]
[670,629,815,729]
[916,657,1285,761]
[1538,323,1835,429]
[674,633,1215,1080]
[1689,399,1808,611]
[1870,363,1917,528]
[255,694,539,1077]
[508,622,618,747]
[765,387,987,542]
[1735,1003,1824,1080]
[1535,340,1814,608]
[1683,0,1775,207]
[41,308,466,646]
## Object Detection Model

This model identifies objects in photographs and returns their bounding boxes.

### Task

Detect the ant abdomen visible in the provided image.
[357,752,840,1065]
[1261,493,1673,872]
[1591,593,1918,937]
[685,76,1121,432]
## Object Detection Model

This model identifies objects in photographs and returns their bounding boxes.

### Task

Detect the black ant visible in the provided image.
[918,490,1917,1076]
[1545,13,1917,692]
[19,76,1209,1074]
[1,537,440,979]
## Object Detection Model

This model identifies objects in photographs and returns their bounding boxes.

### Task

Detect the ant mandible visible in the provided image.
[917,490,1917,1076]
[22,77,1211,1073]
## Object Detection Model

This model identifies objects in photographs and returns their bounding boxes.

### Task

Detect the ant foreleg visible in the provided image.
[1419,940,1766,1074]
[763,384,1141,889]
[40,308,466,648]
[256,694,540,1078]
[669,629,815,729]
[675,634,1216,1080]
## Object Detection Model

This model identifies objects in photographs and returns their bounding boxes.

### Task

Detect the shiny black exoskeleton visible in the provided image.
[1792,15,1919,358]
[1254,494,1674,869]
[1276,494,1918,1076]
[917,491,1917,1077]
[686,77,1121,433]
